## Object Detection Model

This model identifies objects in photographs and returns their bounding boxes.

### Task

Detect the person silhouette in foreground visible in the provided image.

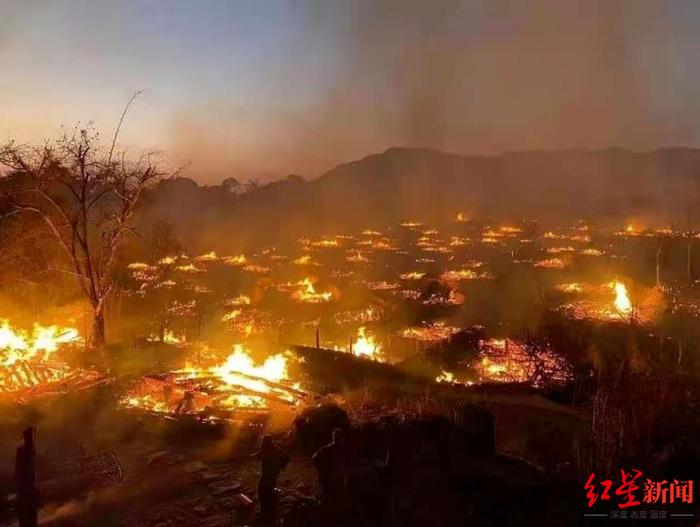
[256,435,289,522]
[312,428,350,523]
[15,426,38,527]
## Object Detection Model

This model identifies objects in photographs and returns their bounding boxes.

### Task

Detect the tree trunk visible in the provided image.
[88,307,106,350]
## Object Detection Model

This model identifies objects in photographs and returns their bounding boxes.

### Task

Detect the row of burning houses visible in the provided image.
[0,219,686,422]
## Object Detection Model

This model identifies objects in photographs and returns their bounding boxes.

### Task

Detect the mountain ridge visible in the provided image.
[140,146,700,251]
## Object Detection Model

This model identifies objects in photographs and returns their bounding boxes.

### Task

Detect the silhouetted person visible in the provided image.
[15,426,38,527]
[312,428,349,522]
[256,435,289,522]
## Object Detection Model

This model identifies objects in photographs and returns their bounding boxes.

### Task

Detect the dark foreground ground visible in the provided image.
[0,366,698,526]
[0,382,594,527]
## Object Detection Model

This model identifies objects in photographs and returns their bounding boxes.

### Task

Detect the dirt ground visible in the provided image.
[0,380,590,527]
[0,388,320,527]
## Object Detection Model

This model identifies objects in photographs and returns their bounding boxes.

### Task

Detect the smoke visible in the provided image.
[2,1,697,183]
[39,485,128,525]
[309,0,664,152]
[169,0,681,183]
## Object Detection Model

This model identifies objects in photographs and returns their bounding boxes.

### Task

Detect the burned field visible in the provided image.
[1,216,699,526]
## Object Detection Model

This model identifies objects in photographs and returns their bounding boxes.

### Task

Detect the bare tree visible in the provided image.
[0,105,167,350]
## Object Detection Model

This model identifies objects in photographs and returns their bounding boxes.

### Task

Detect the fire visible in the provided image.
[0,319,88,397]
[333,306,381,325]
[242,264,270,274]
[211,345,290,392]
[1,320,80,366]
[421,288,465,306]
[226,294,252,306]
[222,309,242,322]
[365,281,400,291]
[559,281,641,322]
[543,231,562,239]
[556,282,584,293]
[441,267,491,281]
[147,329,185,345]
[400,271,425,280]
[223,255,248,266]
[175,263,202,273]
[569,234,591,242]
[499,226,523,234]
[221,308,275,336]
[611,280,632,315]
[436,370,455,383]
[196,251,219,262]
[477,339,571,387]
[534,258,568,269]
[346,251,370,263]
[358,239,397,251]
[163,330,183,345]
[482,229,503,239]
[292,278,333,303]
[435,370,475,386]
[348,327,382,361]
[400,322,460,342]
[127,262,152,271]
[294,255,315,265]
[122,345,304,418]
[313,239,340,248]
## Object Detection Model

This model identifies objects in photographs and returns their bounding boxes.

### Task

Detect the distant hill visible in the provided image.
[138,147,700,250]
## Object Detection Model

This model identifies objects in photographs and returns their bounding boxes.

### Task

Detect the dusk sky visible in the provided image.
[2,0,700,183]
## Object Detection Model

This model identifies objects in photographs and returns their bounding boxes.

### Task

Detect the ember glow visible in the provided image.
[441,266,490,281]
[400,271,426,280]
[477,339,571,387]
[559,280,641,322]
[400,322,461,342]
[148,329,185,346]
[225,294,252,307]
[556,282,585,294]
[122,345,304,419]
[435,370,474,386]
[291,278,333,303]
[534,257,568,269]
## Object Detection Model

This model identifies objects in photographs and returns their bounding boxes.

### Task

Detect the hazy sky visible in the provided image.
[2,0,700,183]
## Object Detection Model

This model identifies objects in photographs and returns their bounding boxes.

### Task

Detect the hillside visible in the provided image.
[139,147,700,250]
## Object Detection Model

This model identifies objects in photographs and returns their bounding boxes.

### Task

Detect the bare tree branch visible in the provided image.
[108,90,144,166]
[0,120,166,349]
